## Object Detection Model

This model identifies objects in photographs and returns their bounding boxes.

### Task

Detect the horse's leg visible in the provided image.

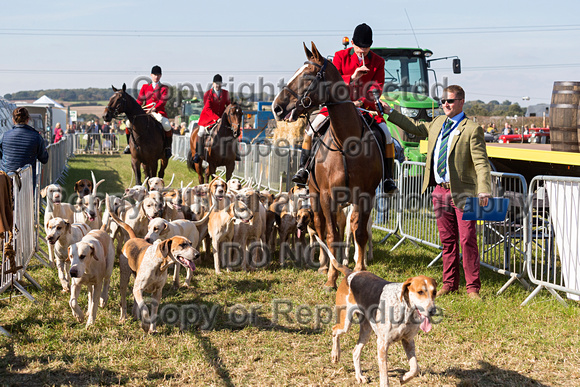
[225,162,234,181]
[132,158,142,185]
[351,204,370,272]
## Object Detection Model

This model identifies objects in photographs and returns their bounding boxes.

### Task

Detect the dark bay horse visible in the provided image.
[103,84,168,185]
[187,102,243,184]
[272,43,383,289]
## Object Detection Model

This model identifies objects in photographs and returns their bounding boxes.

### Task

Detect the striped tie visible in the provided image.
[436,119,454,177]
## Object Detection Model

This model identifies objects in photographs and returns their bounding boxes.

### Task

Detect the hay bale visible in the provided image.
[273,116,307,147]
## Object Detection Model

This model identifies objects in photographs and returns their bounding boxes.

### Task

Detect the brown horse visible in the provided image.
[103,84,168,185]
[272,42,383,289]
[187,102,243,184]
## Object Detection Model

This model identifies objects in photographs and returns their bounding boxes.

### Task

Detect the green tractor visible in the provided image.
[369,47,461,163]
[180,98,203,132]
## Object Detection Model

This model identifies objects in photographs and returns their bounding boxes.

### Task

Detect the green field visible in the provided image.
[0,154,579,386]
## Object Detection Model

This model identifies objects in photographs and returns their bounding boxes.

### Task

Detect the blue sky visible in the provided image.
[1,0,579,107]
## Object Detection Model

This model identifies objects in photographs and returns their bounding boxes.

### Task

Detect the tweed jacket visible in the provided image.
[387,109,492,210]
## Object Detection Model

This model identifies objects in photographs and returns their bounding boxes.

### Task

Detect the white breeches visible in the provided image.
[152,112,172,132]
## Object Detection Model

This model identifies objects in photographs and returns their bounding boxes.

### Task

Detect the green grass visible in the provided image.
[1,153,579,386]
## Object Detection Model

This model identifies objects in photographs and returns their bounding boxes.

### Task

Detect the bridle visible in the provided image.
[104,91,127,119]
[283,58,329,109]
[225,104,242,137]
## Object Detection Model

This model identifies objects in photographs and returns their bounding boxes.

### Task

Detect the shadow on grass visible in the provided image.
[191,330,234,387]
[437,360,549,386]
[0,342,134,386]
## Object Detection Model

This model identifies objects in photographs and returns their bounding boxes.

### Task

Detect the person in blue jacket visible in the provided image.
[0,107,49,186]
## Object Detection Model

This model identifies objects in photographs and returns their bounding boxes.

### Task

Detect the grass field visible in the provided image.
[1,154,579,386]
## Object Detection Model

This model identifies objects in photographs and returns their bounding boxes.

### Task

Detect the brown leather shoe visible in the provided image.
[467,292,482,301]
[436,288,453,297]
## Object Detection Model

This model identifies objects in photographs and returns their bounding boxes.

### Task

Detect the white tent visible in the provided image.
[33,95,65,108]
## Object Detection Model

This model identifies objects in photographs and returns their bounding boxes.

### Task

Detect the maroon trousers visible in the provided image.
[432,185,481,293]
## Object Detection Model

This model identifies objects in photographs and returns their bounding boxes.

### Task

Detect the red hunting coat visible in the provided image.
[331,47,385,123]
[198,89,230,127]
[137,83,169,117]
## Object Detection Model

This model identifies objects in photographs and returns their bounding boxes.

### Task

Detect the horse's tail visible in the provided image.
[187,149,195,171]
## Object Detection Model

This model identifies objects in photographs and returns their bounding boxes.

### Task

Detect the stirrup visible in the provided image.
[192,153,201,163]
[292,168,309,185]
[123,145,130,154]
[382,178,398,194]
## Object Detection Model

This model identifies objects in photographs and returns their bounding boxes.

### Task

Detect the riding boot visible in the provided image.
[124,133,131,154]
[382,157,398,194]
[193,134,204,164]
[164,133,172,159]
[292,149,311,185]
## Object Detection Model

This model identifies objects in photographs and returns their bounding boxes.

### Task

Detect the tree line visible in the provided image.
[463,99,526,117]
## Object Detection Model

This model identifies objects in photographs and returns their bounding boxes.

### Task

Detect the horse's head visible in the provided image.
[103,83,129,122]
[224,102,243,138]
[273,42,336,122]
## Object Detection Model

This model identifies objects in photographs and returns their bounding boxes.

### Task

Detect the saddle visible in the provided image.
[307,110,386,190]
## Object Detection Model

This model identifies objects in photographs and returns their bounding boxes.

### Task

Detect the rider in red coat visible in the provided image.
[124,65,173,158]
[291,23,397,193]
[193,74,236,163]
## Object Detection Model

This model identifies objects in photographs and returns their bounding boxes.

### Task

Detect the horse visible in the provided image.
[187,102,243,184]
[272,42,383,289]
[102,83,168,185]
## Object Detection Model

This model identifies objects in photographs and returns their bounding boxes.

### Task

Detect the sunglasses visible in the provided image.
[440,99,461,104]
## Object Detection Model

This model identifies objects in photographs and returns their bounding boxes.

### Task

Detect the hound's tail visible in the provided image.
[313,234,352,277]
[105,194,137,240]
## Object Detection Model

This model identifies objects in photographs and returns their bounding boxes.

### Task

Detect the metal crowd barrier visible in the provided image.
[478,172,530,295]
[523,176,580,306]
[40,136,73,187]
[1,166,42,301]
[71,133,121,155]
[172,134,191,162]
[390,161,442,263]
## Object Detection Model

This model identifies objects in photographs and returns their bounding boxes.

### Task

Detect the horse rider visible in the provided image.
[123,65,173,158]
[291,23,398,194]
[192,74,239,163]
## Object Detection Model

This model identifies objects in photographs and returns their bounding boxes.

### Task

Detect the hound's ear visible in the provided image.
[89,243,98,260]
[112,85,118,92]
[160,239,171,257]
[122,83,127,92]
[303,42,313,59]
[40,187,48,198]
[401,277,413,306]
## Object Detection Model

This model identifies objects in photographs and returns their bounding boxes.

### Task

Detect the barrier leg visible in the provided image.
[11,280,36,303]
[427,251,443,267]
[23,272,43,291]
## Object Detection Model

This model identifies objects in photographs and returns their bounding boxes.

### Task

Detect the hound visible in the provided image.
[233,187,267,271]
[317,235,438,386]
[46,217,91,292]
[41,184,75,264]
[106,196,199,333]
[74,172,105,229]
[68,229,115,328]
[208,195,253,274]
[73,178,93,199]
[144,212,210,287]
[147,174,174,192]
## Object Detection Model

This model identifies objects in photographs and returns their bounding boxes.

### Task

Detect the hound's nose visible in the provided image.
[428,306,437,316]
[145,237,152,244]
[70,268,78,278]
[194,252,201,260]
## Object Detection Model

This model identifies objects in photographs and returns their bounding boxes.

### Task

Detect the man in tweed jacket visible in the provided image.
[382,85,492,300]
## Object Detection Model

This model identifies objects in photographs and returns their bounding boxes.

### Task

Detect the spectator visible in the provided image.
[0,107,49,186]
[383,85,492,300]
[54,123,64,143]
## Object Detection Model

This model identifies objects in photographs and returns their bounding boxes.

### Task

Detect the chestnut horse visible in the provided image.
[272,43,383,289]
[103,84,168,185]
[187,102,243,184]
